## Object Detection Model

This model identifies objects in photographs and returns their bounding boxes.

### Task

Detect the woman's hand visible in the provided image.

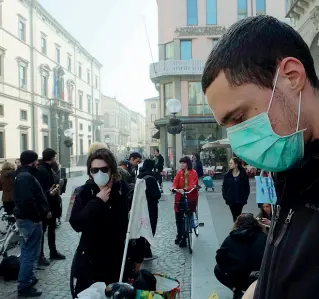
[261,218,271,226]
[97,187,111,203]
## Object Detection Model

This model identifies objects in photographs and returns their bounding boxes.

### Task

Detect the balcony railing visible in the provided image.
[51,98,74,113]
[149,60,205,81]
[93,115,104,125]
[286,0,311,18]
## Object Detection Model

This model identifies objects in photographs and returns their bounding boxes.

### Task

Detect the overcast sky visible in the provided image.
[39,0,159,115]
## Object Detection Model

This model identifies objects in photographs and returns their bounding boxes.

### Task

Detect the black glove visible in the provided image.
[105,283,136,299]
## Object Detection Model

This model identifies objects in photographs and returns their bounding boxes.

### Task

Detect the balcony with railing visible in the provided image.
[51,98,74,113]
[93,115,104,125]
[149,60,205,82]
[286,0,312,18]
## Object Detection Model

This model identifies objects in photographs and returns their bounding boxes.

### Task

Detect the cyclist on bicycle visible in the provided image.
[172,156,198,248]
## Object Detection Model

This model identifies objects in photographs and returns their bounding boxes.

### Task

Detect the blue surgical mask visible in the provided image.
[226,68,305,172]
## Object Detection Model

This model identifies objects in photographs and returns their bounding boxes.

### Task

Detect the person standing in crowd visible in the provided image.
[37,149,65,266]
[202,14,319,299]
[13,150,49,297]
[172,156,199,248]
[137,159,161,260]
[0,161,16,215]
[15,158,21,168]
[127,152,142,183]
[222,158,250,222]
[215,214,267,299]
[257,204,272,227]
[193,154,204,179]
[154,149,164,193]
[69,148,137,296]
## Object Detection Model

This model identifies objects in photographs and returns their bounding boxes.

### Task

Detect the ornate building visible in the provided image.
[0,0,103,167]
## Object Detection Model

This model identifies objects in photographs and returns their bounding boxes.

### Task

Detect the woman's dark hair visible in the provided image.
[231,157,245,172]
[257,204,272,220]
[233,213,263,232]
[87,148,120,181]
[141,159,155,172]
[179,156,192,170]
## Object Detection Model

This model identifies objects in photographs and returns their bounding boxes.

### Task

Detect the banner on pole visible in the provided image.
[255,176,277,204]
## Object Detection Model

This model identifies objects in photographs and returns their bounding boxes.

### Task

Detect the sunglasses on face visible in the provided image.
[90,167,109,174]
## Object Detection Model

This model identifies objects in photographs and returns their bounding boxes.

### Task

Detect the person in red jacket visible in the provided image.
[172,156,199,248]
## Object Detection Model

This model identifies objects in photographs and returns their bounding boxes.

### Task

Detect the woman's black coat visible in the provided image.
[70,179,130,286]
[222,170,250,206]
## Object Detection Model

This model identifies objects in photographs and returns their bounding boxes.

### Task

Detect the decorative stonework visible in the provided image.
[39,64,51,76]
[175,26,227,37]
[311,6,319,30]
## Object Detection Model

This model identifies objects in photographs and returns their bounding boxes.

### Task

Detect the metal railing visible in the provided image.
[149,59,205,80]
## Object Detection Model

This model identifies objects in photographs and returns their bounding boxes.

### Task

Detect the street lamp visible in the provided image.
[166,98,182,178]
[64,129,74,178]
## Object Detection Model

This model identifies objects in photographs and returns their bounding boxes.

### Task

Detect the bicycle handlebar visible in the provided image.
[171,186,200,194]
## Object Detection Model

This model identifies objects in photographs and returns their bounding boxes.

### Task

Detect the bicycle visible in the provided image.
[172,187,203,254]
[0,207,20,258]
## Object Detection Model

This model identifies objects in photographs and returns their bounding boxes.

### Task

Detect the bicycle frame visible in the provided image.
[0,214,20,257]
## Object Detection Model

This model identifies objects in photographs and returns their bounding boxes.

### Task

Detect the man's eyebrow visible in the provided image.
[220,108,239,126]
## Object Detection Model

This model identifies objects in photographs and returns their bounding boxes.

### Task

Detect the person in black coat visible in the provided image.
[214,213,267,299]
[222,157,250,222]
[137,159,161,260]
[69,148,138,296]
[154,149,164,192]
[36,149,65,265]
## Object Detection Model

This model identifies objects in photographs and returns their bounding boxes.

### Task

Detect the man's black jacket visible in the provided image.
[13,166,49,222]
[37,160,61,218]
[154,154,164,172]
[254,139,319,299]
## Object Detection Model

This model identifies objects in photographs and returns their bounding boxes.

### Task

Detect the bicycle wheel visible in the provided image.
[193,207,199,237]
[186,215,193,254]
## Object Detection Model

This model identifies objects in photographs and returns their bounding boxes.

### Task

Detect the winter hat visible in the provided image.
[20,150,38,166]
[141,159,155,172]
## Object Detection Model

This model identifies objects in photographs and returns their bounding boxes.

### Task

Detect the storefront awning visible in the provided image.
[152,130,160,139]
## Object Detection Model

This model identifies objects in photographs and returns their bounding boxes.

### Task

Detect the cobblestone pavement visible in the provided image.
[0,178,191,298]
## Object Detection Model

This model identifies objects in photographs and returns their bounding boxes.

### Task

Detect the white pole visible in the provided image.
[119,183,139,282]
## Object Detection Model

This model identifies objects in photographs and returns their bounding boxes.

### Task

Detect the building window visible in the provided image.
[187,0,198,25]
[95,100,99,115]
[79,123,83,130]
[151,114,156,122]
[87,70,91,84]
[42,114,48,125]
[79,92,83,110]
[256,0,266,15]
[19,65,27,88]
[20,133,28,152]
[41,36,47,55]
[206,0,217,25]
[87,96,91,113]
[213,38,219,47]
[41,74,48,97]
[0,131,4,158]
[88,138,92,148]
[164,83,173,115]
[188,82,211,115]
[20,109,27,121]
[181,40,192,60]
[95,75,98,89]
[79,138,84,155]
[238,0,247,20]
[18,20,26,41]
[165,42,174,60]
[55,47,60,64]
[88,125,92,132]
[67,56,72,72]
[151,103,156,109]
[69,121,73,128]
[43,135,49,149]
[0,104,3,117]
[78,64,82,78]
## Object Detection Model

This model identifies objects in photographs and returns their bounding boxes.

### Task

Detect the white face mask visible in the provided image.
[91,170,110,187]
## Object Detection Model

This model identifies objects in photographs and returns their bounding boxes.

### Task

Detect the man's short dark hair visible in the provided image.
[42,148,57,162]
[129,152,142,160]
[201,15,319,93]
[155,149,159,153]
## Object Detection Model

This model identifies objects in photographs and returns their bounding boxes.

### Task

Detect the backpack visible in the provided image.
[0,255,20,281]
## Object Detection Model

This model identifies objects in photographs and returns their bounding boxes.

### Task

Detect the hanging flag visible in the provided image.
[129,178,155,246]
[52,69,57,98]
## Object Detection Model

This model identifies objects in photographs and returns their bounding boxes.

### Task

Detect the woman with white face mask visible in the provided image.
[69,148,135,296]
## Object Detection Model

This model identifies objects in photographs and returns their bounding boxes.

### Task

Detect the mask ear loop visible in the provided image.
[296,91,302,132]
[267,68,280,114]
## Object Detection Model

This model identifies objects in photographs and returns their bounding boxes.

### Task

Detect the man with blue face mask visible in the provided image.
[202,15,319,299]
